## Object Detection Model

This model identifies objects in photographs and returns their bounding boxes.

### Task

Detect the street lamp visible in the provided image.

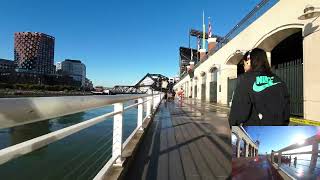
[298,5,320,20]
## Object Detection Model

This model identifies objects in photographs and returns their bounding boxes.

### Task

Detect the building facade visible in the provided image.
[174,0,320,121]
[0,59,15,73]
[232,126,259,158]
[14,32,55,74]
[56,59,86,87]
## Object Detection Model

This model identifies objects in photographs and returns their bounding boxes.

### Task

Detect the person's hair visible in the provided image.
[243,48,272,74]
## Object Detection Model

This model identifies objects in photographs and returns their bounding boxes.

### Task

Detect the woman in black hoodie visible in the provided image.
[229,48,290,126]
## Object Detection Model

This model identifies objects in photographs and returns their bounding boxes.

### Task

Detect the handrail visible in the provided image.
[0,91,164,179]
[0,94,151,129]
[271,134,320,177]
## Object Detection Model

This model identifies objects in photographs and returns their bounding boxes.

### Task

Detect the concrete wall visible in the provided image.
[174,0,320,121]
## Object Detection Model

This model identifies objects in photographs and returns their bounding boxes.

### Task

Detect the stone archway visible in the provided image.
[254,25,304,116]
[200,71,206,101]
[209,66,218,103]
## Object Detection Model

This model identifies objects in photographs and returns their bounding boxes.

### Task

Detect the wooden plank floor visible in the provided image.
[124,99,232,180]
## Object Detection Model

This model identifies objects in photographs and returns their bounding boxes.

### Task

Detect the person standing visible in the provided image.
[228,48,290,126]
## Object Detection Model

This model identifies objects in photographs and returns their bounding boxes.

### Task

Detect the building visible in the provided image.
[174,0,320,121]
[14,32,55,74]
[56,59,86,87]
[232,126,259,158]
[84,78,94,91]
[179,47,199,75]
[0,59,15,73]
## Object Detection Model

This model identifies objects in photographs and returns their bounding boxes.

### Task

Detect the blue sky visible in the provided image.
[245,126,319,155]
[0,0,261,86]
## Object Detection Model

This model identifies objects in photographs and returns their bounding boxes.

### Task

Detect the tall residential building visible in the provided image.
[56,59,86,87]
[14,32,55,74]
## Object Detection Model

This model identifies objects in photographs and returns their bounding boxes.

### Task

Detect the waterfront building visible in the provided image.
[14,32,55,74]
[56,59,86,87]
[84,78,94,90]
[0,59,15,73]
[174,0,320,121]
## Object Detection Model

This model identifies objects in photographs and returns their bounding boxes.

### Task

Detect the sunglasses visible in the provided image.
[246,50,252,61]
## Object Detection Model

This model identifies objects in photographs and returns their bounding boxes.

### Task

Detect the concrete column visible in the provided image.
[303,17,320,121]
[199,49,206,61]
[208,38,217,53]
[310,142,318,173]
[245,142,249,157]
[236,139,241,158]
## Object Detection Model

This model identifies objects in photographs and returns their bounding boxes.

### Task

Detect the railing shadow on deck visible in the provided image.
[124,101,231,180]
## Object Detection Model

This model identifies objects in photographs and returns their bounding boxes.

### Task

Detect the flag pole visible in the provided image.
[202,11,205,50]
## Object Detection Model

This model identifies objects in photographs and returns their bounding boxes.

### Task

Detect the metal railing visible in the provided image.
[271,134,320,177]
[0,90,163,179]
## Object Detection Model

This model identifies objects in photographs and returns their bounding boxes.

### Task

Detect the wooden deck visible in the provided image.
[124,99,232,180]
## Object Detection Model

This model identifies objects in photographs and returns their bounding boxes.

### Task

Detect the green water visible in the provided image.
[0,100,146,180]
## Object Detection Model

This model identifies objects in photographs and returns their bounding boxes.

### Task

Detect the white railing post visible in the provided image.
[147,89,152,117]
[152,91,156,110]
[112,103,123,165]
[277,152,282,166]
[137,98,143,130]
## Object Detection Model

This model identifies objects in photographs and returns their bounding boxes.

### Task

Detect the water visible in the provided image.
[280,154,320,179]
[0,100,146,180]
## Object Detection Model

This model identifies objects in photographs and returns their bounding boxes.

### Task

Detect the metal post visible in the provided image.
[137,98,143,130]
[112,103,123,165]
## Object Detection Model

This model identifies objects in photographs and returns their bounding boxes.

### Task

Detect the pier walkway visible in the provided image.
[124,99,232,180]
[232,156,284,180]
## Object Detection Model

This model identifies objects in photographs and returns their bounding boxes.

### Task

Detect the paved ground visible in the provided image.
[232,156,284,180]
[124,99,232,180]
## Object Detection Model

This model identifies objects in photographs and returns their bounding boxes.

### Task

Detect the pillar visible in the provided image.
[208,37,217,53]
[199,49,207,61]
[310,142,318,173]
[236,139,241,158]
[303,16,320,120]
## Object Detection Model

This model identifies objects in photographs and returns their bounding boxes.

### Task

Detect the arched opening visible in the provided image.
[194,77,198,98]
[209,67,218,103]
[254,26,304,116]
[200,72,206,101]
[232,132,239,158]
[271,31,303,116]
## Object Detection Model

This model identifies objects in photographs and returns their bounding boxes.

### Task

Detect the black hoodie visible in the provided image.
[228,71,290,126]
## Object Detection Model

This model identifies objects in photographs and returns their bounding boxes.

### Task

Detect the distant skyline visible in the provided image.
[0,0,261,86]
[245,126,319,155]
